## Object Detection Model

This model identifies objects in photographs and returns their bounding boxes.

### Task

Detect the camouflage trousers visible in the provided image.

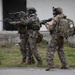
[28,30,42,63]
[19,34,35,63]
[46,35,68,67]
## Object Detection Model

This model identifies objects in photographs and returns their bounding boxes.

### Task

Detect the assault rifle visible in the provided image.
[40,18,52,25]
[9,11,26,21]
[0,11,26,23]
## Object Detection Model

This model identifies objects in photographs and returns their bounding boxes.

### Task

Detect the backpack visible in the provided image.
[57,18,75,38]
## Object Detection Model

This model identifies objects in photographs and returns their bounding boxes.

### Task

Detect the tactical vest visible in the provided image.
[57,17,75,38]
[29,14,41,30]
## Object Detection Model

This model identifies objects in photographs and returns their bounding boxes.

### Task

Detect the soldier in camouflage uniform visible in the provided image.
[9,11,35,64]
[19,28,35,64]
[21,7,43,64]
[45,7,68,71]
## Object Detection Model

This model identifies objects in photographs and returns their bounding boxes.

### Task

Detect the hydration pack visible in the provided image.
[57,18,75,38]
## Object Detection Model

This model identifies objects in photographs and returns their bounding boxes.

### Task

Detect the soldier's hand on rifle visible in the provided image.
[45,22,50,31]
[45,21,55,31]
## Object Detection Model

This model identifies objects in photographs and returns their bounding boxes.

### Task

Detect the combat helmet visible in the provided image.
[52,7,63,16]
[27,7,36,14]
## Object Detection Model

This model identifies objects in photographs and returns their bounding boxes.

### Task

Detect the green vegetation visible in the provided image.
[0,40,75,67]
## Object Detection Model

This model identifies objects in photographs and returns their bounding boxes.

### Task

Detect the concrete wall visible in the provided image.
[0,31,75,45]
[40,31,75,44]
[0,31,20,44]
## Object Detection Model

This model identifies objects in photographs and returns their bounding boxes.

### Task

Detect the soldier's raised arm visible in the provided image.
[8,11,27,25]
[21,14,37,25]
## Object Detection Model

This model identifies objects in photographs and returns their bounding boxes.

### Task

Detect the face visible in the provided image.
[53,11,56,17]
[52,8,56,16]
[53,8,60,17]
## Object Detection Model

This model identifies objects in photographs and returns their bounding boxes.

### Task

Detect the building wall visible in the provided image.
[0,31,75,45]
[27,0,75,31]
[0,0,75,31]
[0,0,3,31]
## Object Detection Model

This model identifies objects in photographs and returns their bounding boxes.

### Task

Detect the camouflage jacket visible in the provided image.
[20,14,41,30]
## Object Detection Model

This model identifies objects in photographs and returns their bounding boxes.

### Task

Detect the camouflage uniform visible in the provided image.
[28,30,43,63]
[9,11,35,64]
[46,7,68,71]
[24,8,43,64]
[19,31,35,64]
[46,34,68,67]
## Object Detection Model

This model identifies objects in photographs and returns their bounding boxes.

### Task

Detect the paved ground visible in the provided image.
[0,67,75,75]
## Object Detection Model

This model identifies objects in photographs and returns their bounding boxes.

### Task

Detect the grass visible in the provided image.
[0,40,75,67]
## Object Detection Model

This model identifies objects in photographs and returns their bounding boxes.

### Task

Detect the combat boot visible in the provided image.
[27,57,36,64]
[21,59,26,64]
[46,65,53,71]
[60,65,69,69]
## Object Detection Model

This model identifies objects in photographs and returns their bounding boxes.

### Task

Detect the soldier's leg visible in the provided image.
[25,37,35,64]
[19,38,27,64]
[57,46,68,68]
[57,38,68,69]
[46,38,57,71]
[29,36,42,64]
[27,48,35,64]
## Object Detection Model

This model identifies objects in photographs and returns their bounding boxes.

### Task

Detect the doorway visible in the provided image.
[3,0,26,30]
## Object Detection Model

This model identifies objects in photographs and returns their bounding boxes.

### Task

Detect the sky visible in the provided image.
[27,0,75,31]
